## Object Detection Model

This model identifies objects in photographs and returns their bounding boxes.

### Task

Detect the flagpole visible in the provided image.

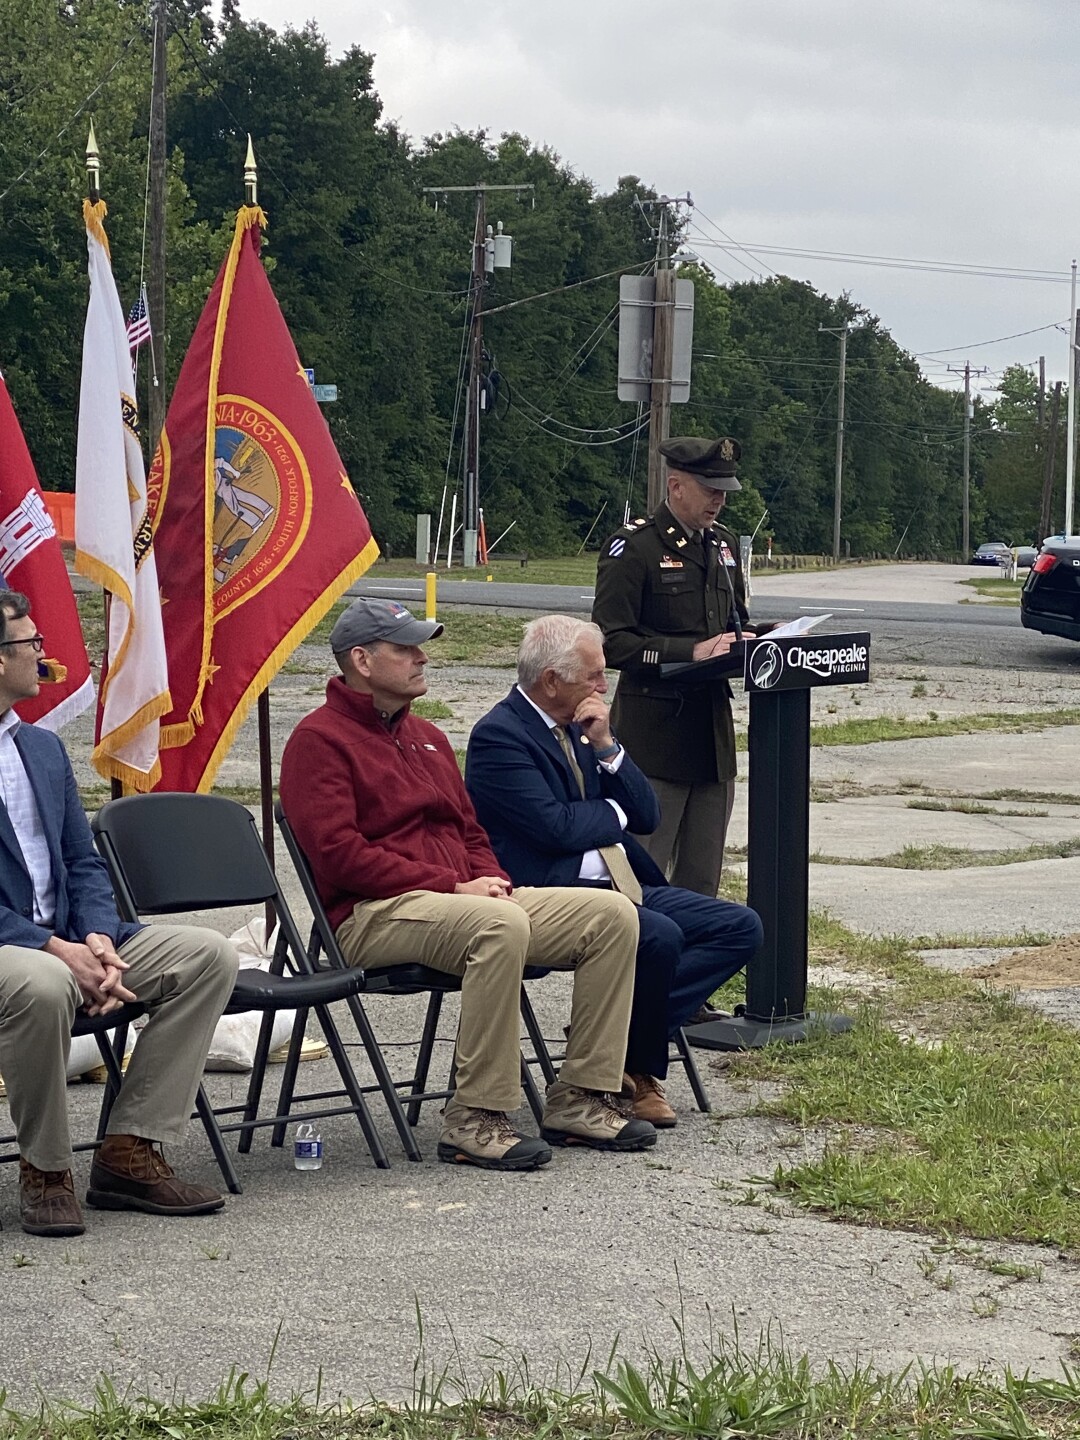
[85,123,124,802]
[241,137,278,938]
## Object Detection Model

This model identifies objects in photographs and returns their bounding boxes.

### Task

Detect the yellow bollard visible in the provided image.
[425,571,437,621]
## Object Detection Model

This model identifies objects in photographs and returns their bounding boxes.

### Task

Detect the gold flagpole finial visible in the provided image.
[244,134,257,206]
[86,119,101,202]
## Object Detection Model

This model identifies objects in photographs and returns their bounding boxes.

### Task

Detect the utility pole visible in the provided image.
[819,322,849,563]
[1066,261,1078,537]
[644,194,692,513]
[422,182,533,567]
[465,189,485,570]
[647,206,674,513]
[147,0,167,459]
[1038,381,1062,544]
[948,362,988,557]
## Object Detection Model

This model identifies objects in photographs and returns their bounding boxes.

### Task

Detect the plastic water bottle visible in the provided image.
[293,1121,323,1171]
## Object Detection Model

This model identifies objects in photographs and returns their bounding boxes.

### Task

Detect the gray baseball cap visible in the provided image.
[329,597,444,653]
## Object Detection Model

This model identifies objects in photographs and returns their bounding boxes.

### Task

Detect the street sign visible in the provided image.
[313,384,338,404]
[617,274,694,403]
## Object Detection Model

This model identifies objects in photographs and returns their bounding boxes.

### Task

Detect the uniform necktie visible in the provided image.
[553,725,643,905]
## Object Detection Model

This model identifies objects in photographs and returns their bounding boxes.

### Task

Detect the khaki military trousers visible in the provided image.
[0,926,239,1172]
[636,777,736,898]
[336,886,639,1114]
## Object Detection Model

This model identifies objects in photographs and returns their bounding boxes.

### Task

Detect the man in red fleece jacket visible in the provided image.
[279,597,653,1172]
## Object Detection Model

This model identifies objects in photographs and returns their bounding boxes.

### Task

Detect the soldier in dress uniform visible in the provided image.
[591,436,756,897]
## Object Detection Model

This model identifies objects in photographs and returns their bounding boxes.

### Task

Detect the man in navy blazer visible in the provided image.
[466,614,762,1127]
[0,590,238,1238]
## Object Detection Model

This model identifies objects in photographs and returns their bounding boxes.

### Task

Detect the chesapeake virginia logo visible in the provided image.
[747,641,783,689]
[746,634,870,691]
[787,639,869,679]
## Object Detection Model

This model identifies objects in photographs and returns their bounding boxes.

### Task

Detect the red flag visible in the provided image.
[0,369,94,730]
[148,207,378,792]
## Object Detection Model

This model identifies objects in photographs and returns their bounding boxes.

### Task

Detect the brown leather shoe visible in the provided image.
[686,1003,730,1025]
[628,1074,677,1128]
[86,1135,224,1216]
[19,1159,86,1237]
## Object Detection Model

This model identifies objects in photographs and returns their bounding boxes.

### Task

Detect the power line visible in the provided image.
[0,36,137,204]
[687,209,778,279]
[685,237,1072,284]
[914,321,1069,356]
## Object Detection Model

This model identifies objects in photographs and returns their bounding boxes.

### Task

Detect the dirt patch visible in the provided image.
[969,936,1080,989]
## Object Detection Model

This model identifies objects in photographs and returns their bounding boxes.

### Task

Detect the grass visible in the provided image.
[812,836,1080,869]
[411,698,454,720]
[429,612,525,666]
[794,707,1080,749]
[75,588,105,661]
[305,602,524,668]
[812,779,1077,808]
[361,554,600,586]
[5,1336,1080,1439]
[961,575,1024,604]
[721,911,1080,1252]
[906,797,1050,817]
[79,782,272,811]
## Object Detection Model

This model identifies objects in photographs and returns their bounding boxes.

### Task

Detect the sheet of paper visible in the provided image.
[764,613,831,639]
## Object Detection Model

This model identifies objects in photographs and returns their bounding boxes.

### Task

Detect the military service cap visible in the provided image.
[660,435,742,492]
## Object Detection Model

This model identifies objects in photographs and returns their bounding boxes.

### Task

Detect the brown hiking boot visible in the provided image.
[542,1080,657,1151]
[438,1099,552,1171]
[626,1074,677,1128]
[87,1135,224,1216]
[19,1159,85,1238]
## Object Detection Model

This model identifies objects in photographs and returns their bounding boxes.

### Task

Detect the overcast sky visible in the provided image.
[244,0,1079,398]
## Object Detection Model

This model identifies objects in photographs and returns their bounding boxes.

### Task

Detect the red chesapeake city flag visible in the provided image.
[149,205,378,792]
[0,369,94,730]
[75,200,171,790]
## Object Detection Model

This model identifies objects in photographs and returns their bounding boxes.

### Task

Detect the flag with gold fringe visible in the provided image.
[75,200,170,790]
[149,206,378,792]
[0,368,94,731]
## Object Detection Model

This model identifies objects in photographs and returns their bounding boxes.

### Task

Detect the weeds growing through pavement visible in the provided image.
[5,1324,1080,1438]
[721,914,1080,1252]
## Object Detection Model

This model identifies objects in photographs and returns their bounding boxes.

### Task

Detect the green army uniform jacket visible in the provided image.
[592,500,749,785]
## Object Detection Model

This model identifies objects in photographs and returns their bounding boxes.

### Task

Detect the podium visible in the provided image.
[674,630,872,1051]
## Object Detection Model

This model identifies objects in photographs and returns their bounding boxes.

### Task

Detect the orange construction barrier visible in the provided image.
[42,491,75,543]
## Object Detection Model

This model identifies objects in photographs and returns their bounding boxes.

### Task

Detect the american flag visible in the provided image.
[126,285,152,353]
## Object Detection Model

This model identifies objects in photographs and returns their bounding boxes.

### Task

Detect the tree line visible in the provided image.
[0,0,1069,558]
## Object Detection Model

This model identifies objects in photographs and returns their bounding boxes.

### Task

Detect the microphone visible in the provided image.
[717,542,744,642]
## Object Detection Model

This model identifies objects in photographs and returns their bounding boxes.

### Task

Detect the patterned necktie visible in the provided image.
[553,725,643,905]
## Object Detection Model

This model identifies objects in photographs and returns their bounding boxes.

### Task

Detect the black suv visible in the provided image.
[1021,539,1080,641]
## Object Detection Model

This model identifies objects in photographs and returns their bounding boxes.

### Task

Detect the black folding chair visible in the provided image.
[91,793,397,1189]
[275,803,548,1161]
[0,1003,146,1165]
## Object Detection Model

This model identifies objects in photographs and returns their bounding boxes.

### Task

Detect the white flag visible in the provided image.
[75,201,170,791]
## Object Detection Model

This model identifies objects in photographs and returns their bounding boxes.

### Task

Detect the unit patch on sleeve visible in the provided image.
[608,537,626,557]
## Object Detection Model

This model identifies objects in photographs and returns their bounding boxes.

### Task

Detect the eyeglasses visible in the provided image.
[0,635,45,653]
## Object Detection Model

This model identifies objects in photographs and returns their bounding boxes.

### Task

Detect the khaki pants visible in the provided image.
[636,777,735,897]
[336,886,638,1114]
[0,926,239,1172]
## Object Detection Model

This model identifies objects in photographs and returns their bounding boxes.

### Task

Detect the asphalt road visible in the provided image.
[347,572,1080,673]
